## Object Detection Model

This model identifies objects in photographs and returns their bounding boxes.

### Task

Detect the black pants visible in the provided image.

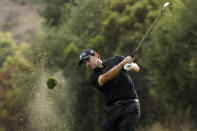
[103,101,140,131]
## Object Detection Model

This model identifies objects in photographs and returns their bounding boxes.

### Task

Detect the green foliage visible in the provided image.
[41,0,73,27]
[0,32,37,130]
[0,54,34,130]
[0,0,196,130]
[34,0,108,69]
[141,0,197,129]
[88,0,161,58]
[27,0,197,130]
[64,43,79,65]
[33,0,108,130]
[0,32,17,67]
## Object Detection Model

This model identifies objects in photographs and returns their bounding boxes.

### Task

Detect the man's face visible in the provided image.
[84,55,98,70]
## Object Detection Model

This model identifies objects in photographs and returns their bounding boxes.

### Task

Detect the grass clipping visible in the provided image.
[47,76,57,89]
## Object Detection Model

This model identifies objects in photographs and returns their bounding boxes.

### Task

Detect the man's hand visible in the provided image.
[122,56,140,72]
[121,56,134,65]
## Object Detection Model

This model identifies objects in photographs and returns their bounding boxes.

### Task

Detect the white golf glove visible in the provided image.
[124,63,139,71]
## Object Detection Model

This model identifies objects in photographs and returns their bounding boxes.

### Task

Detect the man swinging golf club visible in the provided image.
[79,49,140,131]
[79,2,170,131]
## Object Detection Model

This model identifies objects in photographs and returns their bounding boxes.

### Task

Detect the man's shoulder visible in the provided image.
[111,55,125,63]
[102,55,125,67]
[104,55,125,62]
[112,55,125,60]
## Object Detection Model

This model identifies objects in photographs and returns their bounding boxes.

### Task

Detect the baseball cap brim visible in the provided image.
[78,55,91,65]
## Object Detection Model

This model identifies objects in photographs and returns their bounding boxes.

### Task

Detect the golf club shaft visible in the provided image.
[124,2,170,71]
[132,3,169,58]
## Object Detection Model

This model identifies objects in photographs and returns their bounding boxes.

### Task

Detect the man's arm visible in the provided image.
[98,56,133,86]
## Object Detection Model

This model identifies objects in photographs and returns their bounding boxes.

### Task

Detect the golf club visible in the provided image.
[124,2,170,71]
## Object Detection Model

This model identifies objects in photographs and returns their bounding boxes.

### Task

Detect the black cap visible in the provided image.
[78,49,95,65]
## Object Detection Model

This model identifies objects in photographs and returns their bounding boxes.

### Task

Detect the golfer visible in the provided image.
[79,49,140,131]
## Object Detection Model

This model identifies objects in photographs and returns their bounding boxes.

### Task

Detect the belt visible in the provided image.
[109,99,139,106]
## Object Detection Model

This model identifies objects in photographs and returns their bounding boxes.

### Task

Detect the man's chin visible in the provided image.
[89,66,97,70]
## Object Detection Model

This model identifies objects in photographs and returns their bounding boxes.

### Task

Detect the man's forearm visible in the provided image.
[98,61,124,86]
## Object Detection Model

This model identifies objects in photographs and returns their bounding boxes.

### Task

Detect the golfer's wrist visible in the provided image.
[120,61,126,66]
[122,59,131,66]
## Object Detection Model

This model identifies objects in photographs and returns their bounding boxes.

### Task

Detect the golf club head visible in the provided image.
[164,2,170,8]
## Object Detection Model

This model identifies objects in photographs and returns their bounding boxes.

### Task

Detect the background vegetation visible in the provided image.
[0,0,197,131]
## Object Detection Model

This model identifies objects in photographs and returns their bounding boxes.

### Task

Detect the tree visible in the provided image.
[141,0,197,130]
[33,0,108,130]
[0,32,34,130]
[89,0,162,58]
[41,0,74,27]
[0,32,16,67]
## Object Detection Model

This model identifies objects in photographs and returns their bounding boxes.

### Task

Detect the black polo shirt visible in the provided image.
[90,55,138,104]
